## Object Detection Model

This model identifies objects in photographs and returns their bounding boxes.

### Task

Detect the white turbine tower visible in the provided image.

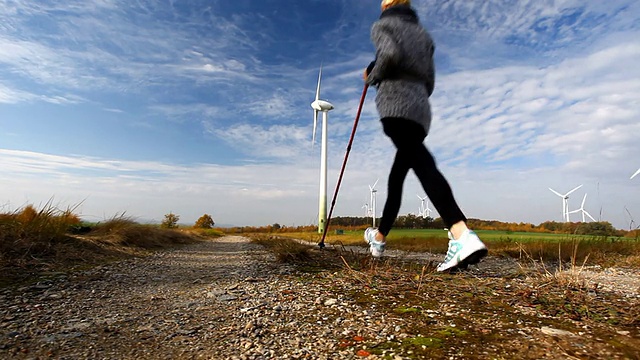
[310,66,334,234]
[416,194,431,219]
[569,194,596,222]
[631,168,640,180]
[369,179,379,227]
[549,185,583,222]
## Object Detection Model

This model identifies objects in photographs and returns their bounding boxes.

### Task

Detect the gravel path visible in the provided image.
[1,236,386,359]
[1,236,639,359]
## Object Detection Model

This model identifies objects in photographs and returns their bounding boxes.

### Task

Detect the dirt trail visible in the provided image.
[1,236,639,359]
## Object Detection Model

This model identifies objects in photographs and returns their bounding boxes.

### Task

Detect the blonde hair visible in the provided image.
[381,0,411,9]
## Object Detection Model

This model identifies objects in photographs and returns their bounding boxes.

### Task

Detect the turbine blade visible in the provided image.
[549,188,563,197]
[312,110,318,145]
[372,178,379,189]
[581,194,587,208]
[566,184,583,196]
[315,66,322,101]
[631,168,640,180]
[584,211,596,222]
[568,209,580,214]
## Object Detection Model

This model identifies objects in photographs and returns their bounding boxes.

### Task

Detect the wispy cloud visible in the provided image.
[207,123,314,161]
[0,148,319,224]
[0,83,34,103]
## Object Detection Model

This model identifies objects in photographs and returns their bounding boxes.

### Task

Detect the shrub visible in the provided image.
[194,214,215,229]
[161,212,180,229]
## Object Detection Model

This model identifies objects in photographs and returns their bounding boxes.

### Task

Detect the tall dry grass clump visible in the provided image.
[250,235,313,263]
[87,213,195,248]
[0,203,81,263]
[1,205,205,285]
[491,236,640,267]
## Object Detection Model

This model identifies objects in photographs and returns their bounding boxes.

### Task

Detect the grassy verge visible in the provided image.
[273,230,640,268]
[0,204,219,286]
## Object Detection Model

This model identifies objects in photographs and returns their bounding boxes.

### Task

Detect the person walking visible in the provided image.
[363,0,487,272]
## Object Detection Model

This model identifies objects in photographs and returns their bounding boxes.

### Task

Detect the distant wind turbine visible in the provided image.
[549,185,583,222]
[416,194,431,218]
[369,179,379,227]
[362,203,370,217]
[310,65,334,234]
[631,168,640,180]
[569,194,596,222]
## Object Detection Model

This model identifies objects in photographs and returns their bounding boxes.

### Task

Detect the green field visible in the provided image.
[285,228,621,246]
[365,229,608,242]
[277,228,637,266]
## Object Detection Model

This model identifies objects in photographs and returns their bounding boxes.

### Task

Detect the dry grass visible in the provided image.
[0,203,81,265]
[252,235,640,357]
[251,235,316,264]
[85,214,196,248]
[489,237,640,267]
[0,205,207,286]
[276,231,640,268]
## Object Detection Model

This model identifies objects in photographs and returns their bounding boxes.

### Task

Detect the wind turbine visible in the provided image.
[369,179,379,227]
[569,194,596,222]
[362,203,370,217]
[631,168,640,180]
[416,194,431,219]
[548,185,582,222]
[310,65,334,234]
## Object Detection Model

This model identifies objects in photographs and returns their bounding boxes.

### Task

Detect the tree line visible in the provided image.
[160,212,639,238]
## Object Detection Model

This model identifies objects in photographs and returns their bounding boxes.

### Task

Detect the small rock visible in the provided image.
[227,283,240,291]
[540,326,575,337]
[324,298,338,306]
[218,294,238,302]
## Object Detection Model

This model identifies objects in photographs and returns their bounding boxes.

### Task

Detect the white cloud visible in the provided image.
[0,148,320,225]
[245,91,297,119]
[209,123,314,160]
[0,83,34,103]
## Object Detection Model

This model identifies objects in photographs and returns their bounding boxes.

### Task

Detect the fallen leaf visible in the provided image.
[356,349,371,357]
[353,335,365,342]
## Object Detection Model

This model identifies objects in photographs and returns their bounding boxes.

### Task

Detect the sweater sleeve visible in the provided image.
[366,22,401,86]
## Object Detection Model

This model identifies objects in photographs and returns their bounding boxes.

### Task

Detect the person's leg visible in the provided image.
[410,146,470,239]
[381,118,467,233]
[377,148,411,237]
[372,118,486,269]
[376,118,419,238]
[409,144,467,231]
[364,118,414,251]
[403,134,487,271]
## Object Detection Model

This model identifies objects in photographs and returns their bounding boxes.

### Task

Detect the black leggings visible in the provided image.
[378,117,466,236]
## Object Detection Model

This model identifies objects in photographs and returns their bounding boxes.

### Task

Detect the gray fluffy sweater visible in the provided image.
[366,5,435,134]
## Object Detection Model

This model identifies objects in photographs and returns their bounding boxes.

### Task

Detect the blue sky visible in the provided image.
[1,0,639,229]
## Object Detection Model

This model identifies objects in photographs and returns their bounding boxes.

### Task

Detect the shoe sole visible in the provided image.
[446,248,488,272]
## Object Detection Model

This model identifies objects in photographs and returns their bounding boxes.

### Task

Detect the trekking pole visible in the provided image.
[319,84,369,248]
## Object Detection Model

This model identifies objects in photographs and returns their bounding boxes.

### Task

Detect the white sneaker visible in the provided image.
[436,229,487,272]
[364,227,385,258]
